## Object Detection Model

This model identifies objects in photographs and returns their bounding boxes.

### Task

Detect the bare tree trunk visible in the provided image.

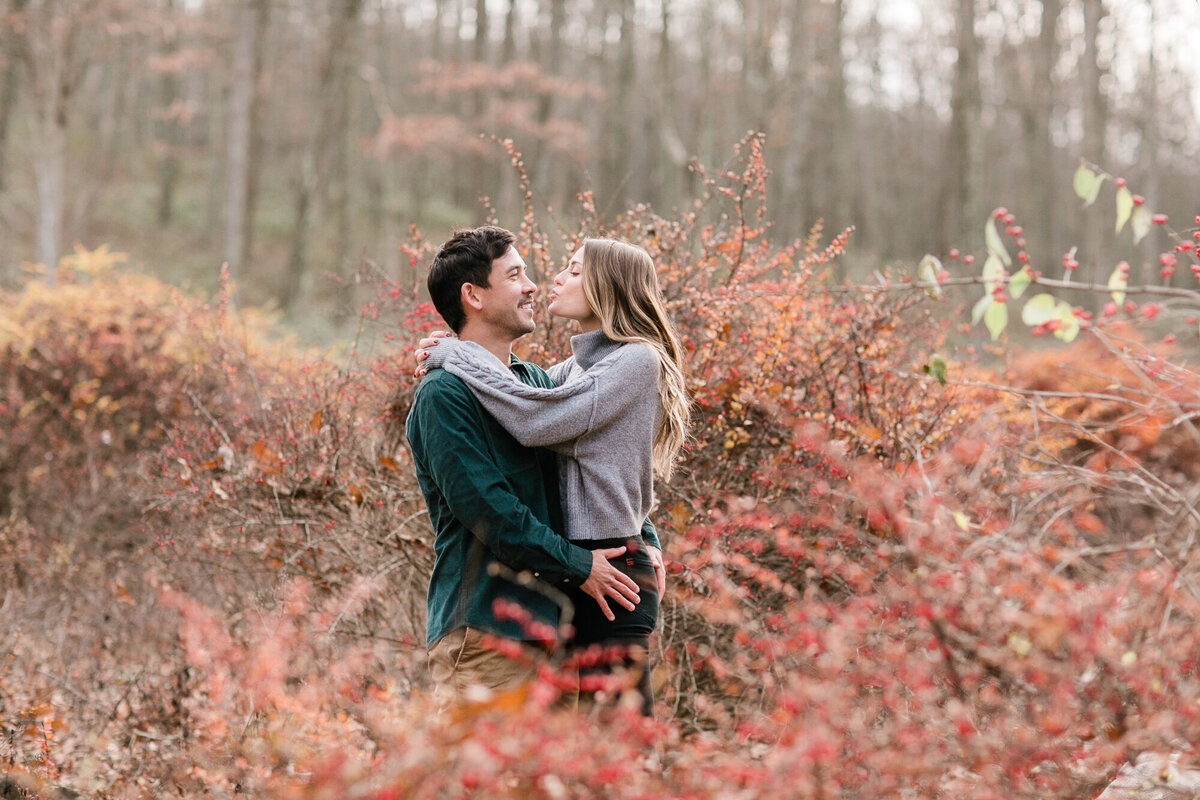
[282,0,363,311]
[0,0,29,195]
[940,0,983,253]
[223,0,268,294]
[155,0,182,226]
[1027,0,1062,271]
[1138,0,1159,277]
[501,0,517,65]
[532,0,566,210]
[656,0,687,212]
[827,0,852,236]
[33,116,66,278]
[1080,0,1108,278]
[778,0,811,240]
[615,0,641,202]
[20,0,81,278]
[241,0,270,281]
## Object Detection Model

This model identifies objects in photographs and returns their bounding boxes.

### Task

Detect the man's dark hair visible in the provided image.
[427,225,517,333]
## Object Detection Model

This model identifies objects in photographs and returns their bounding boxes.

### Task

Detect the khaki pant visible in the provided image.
[428,627,546,705]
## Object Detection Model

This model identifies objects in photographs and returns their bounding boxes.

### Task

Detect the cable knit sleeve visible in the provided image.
[545,358,578,387]
[420,336,462,371]
[441,341,660,452]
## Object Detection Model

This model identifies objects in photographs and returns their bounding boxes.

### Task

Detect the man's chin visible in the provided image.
[506,318,537,339]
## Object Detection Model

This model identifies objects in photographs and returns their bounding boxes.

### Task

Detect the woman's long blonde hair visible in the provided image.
[581,238,690,481]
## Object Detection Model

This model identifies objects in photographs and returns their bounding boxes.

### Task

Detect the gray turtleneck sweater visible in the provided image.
[422,330,660,543]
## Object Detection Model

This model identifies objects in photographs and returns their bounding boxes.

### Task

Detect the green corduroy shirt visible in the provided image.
[408,353,658,648]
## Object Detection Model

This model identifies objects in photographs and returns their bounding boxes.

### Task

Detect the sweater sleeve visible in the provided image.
[441,340,660,451]
[545,358,577,387]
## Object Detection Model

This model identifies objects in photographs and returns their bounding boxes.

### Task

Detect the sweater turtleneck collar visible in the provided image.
[570,329,621,371]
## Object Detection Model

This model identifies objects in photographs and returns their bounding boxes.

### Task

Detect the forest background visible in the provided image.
[1,0,1198,320]
[4,0,1200,798]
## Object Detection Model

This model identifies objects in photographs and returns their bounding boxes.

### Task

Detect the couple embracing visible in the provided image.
[404,225,690,716]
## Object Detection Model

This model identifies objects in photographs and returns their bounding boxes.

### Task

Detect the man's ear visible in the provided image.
[460,282,484,312]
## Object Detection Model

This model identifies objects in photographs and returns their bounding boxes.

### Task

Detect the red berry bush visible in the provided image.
[2,145,1198,798]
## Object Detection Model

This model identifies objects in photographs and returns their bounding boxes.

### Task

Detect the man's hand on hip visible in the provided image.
[580,547,640,622]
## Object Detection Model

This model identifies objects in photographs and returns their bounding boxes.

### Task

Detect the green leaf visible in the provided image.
[1108,264,1128,305]
[971,294,992,325]
[982,254,1006,292]
[918,254,943,300]
[1073,163,1105,207]
[984,300,1008,340]
[1115,186,1133,233]
[985,217,1012,268]
[1009,265,1032,298]
[1053,303,1080,343]
[925,354,948,385]
[1021,293,1058,326]
[1131,205,1152,244]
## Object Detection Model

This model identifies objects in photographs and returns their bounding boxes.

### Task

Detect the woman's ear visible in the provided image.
[460,282,484,312]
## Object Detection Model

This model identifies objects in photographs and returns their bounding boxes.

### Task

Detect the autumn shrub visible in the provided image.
[148,414,1200,799]
[7,141,1200,798]
[0,249,282,530]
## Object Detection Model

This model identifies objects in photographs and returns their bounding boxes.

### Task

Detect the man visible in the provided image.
[406,225,656,700]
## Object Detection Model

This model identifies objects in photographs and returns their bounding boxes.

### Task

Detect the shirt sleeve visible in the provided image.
[408,379,593,585]
[640,516,661,550]
[441,341,660,451]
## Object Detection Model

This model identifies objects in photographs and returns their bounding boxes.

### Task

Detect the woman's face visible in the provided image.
[548,246,600,329]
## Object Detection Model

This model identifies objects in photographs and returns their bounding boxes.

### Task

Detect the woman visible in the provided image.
[418,238,690,715]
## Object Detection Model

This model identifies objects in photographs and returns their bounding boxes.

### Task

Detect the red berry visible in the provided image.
[1103,302,1117,317]
[1016,238,1027,248]
[1164,334,1176,344]
[1132,195,1145,206]
[1018,252,1029,263]
[949,248,960,259]
[963,255,975,265]
[994,207,1008,219]
[1152,214,1168,225]
[1115,177,1127,188]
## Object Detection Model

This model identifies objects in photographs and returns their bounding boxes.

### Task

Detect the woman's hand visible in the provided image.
[646,545,667,595]
[414,330,455,376]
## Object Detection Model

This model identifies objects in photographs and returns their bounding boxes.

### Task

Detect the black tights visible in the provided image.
[568,537,659,716]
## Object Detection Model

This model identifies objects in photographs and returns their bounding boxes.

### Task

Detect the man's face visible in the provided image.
[471,245,537,339]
